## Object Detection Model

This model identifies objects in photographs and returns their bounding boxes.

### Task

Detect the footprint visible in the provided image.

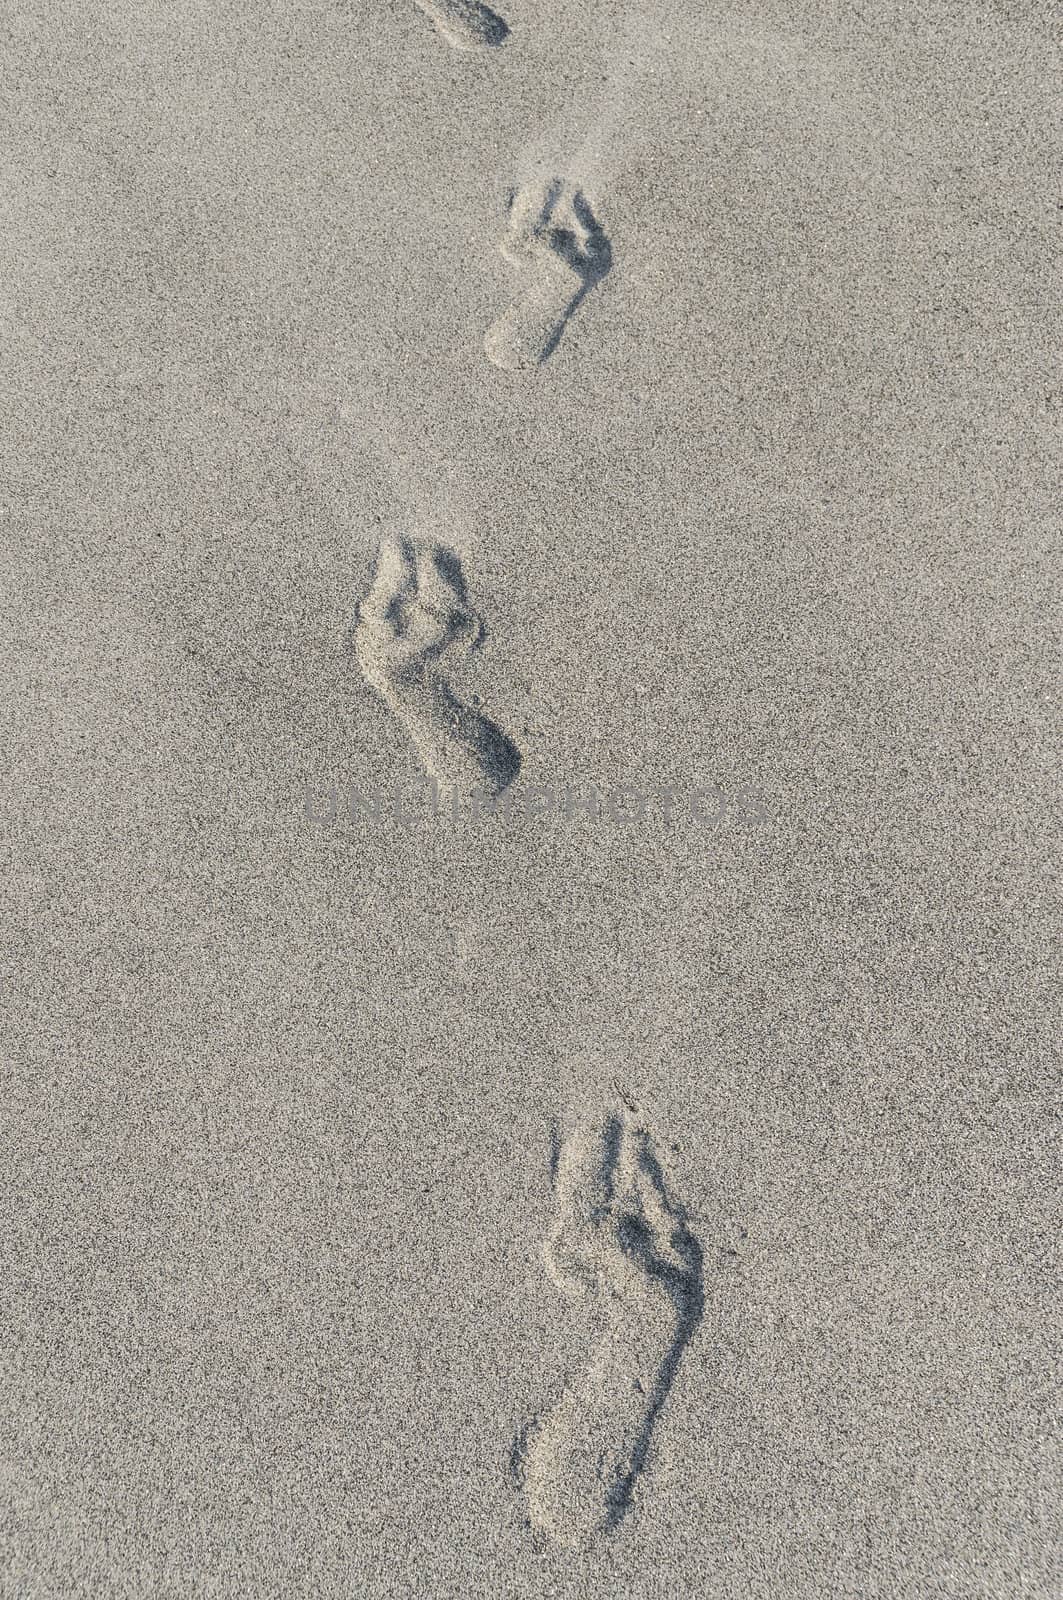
[485,179,612,371]
[413,0,508,51]
[354,535,521,798]
[518,1109,702,1547]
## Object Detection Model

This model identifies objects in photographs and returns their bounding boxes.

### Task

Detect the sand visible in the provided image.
[2,0,1060,1593]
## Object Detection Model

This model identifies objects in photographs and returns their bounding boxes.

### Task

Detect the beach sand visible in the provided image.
[2,0,1060,1593]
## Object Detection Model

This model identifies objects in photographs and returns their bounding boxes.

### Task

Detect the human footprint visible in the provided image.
[355,536,520,798]
[519,1109,702,1547]
[485,179,612,371]
[412,0,508,51]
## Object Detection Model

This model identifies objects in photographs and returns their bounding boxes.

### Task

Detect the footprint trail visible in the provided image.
[413,0,508,51]
[518,1108,703,1547]
[485,179,611,371]
[355,536,521,799]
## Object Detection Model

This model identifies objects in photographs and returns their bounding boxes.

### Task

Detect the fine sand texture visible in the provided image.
[2,0,1060,1596]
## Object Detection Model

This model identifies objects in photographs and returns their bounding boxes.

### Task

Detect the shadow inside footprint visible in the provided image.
[536,189,613,365]
[603,1135,704,1530]
[432,545,470,605]
[436,680,522,794]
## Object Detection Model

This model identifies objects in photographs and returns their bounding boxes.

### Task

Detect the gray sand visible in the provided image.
[2,0,1060,1594]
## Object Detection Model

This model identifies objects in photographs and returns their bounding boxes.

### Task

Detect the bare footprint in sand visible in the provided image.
[517,1109,702,1547]
[485,179,612,371]
[355,536,520,798]
[413,0,508,51]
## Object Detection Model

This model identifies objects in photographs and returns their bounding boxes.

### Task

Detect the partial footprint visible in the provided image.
[518,1109,702,1547]
[413,0,508,51]
[355,536,521,798]
[485,179,612,371]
